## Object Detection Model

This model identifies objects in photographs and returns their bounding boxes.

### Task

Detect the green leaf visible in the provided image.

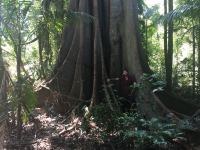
[23,83,37,111]
[161,130,173,137]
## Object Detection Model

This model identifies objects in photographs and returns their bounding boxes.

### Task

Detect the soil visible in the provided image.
[3,106,200,150]
[3,108,113,150]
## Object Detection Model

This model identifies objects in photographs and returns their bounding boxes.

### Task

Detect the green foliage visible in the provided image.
[142,0,200,99]
[22,81,37,112]
[91,103,121,133]
[141,73,166,92]
[139,2,164,76]
[162,0,200,96]
[117,113,185,149]
[89,103,185,149]
[164,0,200,23]
[22,110,29,124]
[20,79,37,123]
[7,78,37,124]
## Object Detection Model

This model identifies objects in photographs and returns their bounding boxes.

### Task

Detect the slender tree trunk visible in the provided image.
[198,18,200,94]
[164,0,168,80]
[16,47,22,139]
[43,28,52,69]
[16,43,22,139]
[38,1,53,78]
[192,26,196,97]
[38,35,45,78]
[16,2,22,139]
[166,0,173,91]
[0,0,4,84]
[0,1,8,140]
[0,2,7,144]
[54,0,65,50]
[38,23,52,78]
[145,19,148,52]
[0,0,8,121]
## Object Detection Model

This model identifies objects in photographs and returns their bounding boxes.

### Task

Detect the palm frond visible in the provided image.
[163,1,200,23]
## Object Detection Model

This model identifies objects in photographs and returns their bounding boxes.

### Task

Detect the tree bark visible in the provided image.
[0,0,5,84]
[198,18,200,94]
[54,0,65,50]
[166,0,173,91]
[164,0,168,81]
[38,22,52,78]
[16,2,22,139]
[192,26,196,97]
[38,34,45,78]
[47,0,173,117]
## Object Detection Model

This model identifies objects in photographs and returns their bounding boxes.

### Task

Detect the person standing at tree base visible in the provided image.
[119,69,137,112]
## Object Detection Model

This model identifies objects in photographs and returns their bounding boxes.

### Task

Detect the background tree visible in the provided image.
[164,0,200,101]
[0,0,5,83]
[166,0,174,91]
[0,0,40,138]
[164,0,168,82]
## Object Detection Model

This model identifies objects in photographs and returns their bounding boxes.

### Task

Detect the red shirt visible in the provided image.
[119,74,136,97]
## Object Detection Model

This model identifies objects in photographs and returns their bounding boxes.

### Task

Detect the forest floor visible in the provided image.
[4,108,112,150]
[3,106,200,150]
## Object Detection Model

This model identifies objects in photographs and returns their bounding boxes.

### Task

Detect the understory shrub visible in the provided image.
[91,103,121,133]
[90,105,186,150]
[117,112,186,149]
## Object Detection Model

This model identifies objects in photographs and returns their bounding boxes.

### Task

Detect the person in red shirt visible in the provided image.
[119,69,137,112]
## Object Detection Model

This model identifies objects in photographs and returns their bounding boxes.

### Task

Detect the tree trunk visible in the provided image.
[0,0,5,84]
[54,0,65,50]
[38,34,45,78]
[192,26,196,97]
[38,23,52,78]
[16,2,22,139]
[166,0,173,91]
[164,0,168,81]
[0,0,8,138]
[198,18,200,94]
[47,0,173,117]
